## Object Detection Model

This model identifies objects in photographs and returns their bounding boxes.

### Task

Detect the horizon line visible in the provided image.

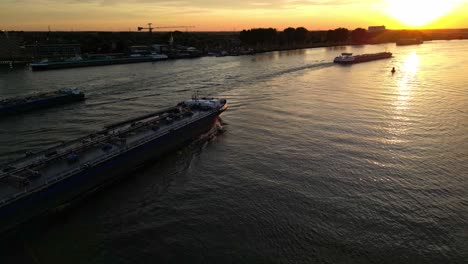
[3,28,468,33]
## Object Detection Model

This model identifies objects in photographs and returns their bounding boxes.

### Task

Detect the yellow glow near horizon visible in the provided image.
[386,0,459,27]
[0,0,467,31]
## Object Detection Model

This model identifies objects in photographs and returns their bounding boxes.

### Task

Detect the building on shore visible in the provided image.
[368,26,386,33]
[24,44,81,60]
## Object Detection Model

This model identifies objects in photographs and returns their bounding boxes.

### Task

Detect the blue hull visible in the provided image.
[0,94,85,116]
[30,57,168,71]
[0,110,221,234]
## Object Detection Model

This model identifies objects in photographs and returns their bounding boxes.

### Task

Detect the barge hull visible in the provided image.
[333,52,392,65]
[0,94,85,116]
[334,56,392,64]
[0,110,220,234]
[31,57,168,71]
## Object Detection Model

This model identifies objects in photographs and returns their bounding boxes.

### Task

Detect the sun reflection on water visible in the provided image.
[403,52,420,75]
[397,52,420,109]
[386,52,420,144]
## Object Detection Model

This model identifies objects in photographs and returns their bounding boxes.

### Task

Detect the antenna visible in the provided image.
[192,90,199,100]
[47,25,51,41]
[169,33,174,45]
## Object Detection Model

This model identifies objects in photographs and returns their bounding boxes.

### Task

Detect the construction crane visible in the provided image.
[137,23,195,34]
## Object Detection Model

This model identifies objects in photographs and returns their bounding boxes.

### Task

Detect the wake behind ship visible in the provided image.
[0,98,227,234]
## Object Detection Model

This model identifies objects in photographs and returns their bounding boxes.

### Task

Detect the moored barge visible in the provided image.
[0,88,85,116]
[30,54,169,71]
[0,98,227,234]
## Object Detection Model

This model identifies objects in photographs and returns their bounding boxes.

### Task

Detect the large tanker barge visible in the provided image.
[333,52,392,64]
[0,88,85,116]
[0,98,227,234]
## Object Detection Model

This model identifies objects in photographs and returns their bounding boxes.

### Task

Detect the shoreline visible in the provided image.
[2,39,467,71]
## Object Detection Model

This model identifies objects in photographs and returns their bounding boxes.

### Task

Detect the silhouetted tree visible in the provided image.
[295,27,309,44]
[284,27,296,45]
[351,28,367,43]
[240,28,277,46]
[327,28,349,42]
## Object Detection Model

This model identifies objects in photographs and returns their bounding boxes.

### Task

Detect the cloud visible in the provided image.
[4,0,376,10]
[1,0,378,22]
[2,0,467,30]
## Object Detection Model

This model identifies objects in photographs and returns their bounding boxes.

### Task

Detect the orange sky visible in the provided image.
[1,0,467,31]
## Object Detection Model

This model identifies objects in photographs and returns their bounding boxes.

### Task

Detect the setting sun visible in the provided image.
[386,0,459,27]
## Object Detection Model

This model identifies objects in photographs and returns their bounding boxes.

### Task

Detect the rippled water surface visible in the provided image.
[0,40,467,263]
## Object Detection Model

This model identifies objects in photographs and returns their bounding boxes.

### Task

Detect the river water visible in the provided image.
[0,40,467,263]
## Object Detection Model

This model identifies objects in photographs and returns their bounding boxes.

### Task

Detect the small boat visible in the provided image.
[150,53,169,60]
[333,52,392,64]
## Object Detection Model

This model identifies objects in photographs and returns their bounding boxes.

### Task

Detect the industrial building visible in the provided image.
[368,26,386,33]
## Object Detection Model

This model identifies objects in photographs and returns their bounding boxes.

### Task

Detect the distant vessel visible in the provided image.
[150,54,170,60]
[396,38,423,46]
[333,52,392,64]
[0,98,227,233]
[30,54,169,71]
[0,88,85,116]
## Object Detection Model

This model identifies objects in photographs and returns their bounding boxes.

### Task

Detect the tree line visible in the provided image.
[239,27,430,47]
[4,31,240,54]
[2,27,431,59]
[239,27,373,47]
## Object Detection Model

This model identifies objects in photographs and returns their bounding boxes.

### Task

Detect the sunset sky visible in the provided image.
[1,0,467,31]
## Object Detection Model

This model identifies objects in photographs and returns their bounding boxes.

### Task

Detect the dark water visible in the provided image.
[0,40,467,263]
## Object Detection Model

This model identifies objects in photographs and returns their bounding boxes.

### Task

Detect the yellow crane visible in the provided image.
[137,23,195,34]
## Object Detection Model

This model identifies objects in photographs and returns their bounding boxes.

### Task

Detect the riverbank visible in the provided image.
[2,28,467,70]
